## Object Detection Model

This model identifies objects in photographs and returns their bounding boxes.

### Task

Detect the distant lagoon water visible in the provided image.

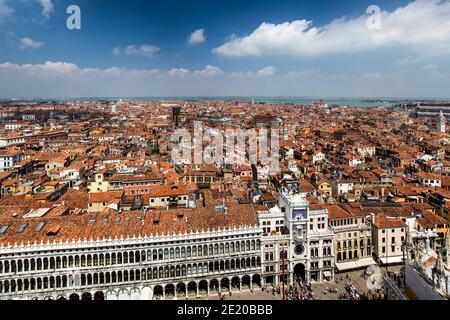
[3,96,450,108]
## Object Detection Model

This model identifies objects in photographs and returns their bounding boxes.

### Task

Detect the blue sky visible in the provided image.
[1,0,450,98]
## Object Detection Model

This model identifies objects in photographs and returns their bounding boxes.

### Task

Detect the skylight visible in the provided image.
[0,225,9,234]
[15,224,28,233]
[34,222,45,232]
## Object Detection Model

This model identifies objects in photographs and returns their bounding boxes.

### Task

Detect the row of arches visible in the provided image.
[153,275,261,299]
[0,240,261,274]
[25,275,262,300]
[0,257,261,294]
[33,292,105,301]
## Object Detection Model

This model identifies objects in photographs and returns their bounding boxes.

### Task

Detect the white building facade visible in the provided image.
[0,227,262,300]
[258,191,334,286]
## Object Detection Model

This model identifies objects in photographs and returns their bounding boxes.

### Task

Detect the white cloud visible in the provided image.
[38,0,54,18]
[256,66,276,76]
[231,66,276,78]
[169,68,190,78]
[0,61,221,80]
[395,56,423,66]
[0,61,160,78]
[0,0,14,21]
[214,0,450,58]
[20,37,44,50]
[113,44,160,58]
[1,60,450,98]
[194,65,223,76]
[188,28,206,45]
[169,65,223,78]
[421,63,440,76]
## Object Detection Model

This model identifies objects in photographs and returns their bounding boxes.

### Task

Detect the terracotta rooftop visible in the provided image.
[0,202,258,246]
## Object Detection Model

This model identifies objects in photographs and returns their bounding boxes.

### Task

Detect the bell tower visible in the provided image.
[437,110,446,133]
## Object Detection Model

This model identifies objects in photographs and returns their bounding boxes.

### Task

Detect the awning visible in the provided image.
[335,258,377,271]
[335,261,359,271]
[355,257,377,268]
[380,256,404,265]
[323,270,332,277]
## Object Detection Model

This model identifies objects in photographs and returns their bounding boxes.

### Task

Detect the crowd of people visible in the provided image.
[218,270,389,301]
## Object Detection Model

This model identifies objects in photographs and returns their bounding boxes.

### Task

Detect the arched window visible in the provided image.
[147,250,156,261]
[129,251,135,264]
[187,247,191,258]
[24,260,30,272]
[129,270,134,282]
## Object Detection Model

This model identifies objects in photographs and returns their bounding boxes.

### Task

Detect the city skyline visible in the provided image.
[1,0,450,98]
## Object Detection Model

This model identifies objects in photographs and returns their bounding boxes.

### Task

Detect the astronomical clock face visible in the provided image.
[294,243,305,255]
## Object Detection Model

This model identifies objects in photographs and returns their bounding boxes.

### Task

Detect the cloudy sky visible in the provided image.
[1,0,450,98]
